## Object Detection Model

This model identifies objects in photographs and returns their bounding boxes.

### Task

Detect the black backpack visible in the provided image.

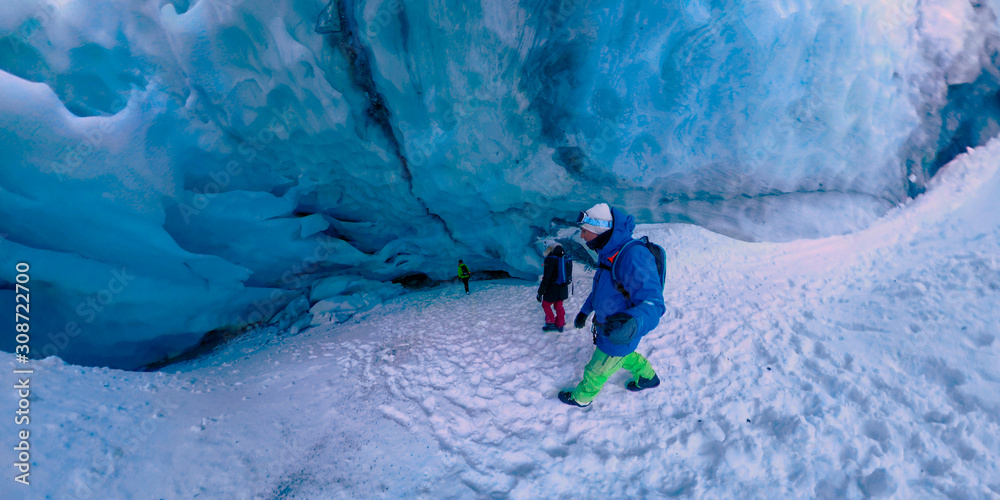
[610,236,666,303]
[555,255,572,285]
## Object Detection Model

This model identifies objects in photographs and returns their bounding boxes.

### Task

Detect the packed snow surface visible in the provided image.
[2,138,998,498]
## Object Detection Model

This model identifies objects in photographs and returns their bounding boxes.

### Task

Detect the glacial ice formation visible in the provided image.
[1,0,998,367]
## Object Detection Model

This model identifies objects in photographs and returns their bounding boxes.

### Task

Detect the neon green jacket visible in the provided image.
[458,263,471,278]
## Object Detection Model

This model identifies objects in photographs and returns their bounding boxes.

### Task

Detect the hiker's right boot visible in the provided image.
[626,374,661,392]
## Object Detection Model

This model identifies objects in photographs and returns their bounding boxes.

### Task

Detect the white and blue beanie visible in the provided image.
[580,203,613,235]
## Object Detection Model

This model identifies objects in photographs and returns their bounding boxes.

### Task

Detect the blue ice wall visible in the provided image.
[1,0,997,368]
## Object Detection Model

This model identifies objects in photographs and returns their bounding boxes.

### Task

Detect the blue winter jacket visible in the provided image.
[580,206,666,357]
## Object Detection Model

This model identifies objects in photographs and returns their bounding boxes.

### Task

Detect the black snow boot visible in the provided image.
[558,391,590,407]
[542,323,557,332]
[626,374,661,392]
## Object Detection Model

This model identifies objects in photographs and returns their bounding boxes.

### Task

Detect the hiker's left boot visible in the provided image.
[558,391,591,407]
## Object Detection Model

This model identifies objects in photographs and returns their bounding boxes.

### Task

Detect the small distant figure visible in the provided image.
[558,202,667,408]
[458,259,471,294]
[537,244,572,332]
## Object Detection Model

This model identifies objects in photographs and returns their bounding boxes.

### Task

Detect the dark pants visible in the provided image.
[461,277,469,293]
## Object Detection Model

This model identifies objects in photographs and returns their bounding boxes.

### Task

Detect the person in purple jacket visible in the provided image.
[559,203,666,407]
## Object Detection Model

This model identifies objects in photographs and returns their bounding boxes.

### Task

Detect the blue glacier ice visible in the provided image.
[1,0,998,368]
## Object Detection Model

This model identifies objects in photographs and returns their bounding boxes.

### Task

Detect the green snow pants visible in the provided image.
[570,349,656,404]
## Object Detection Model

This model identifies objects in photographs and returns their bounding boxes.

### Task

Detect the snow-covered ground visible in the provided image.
[3,140,1000,499]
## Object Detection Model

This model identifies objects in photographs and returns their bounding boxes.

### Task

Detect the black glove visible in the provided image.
[536,293,543,303]
[605,312,638,346]
[574,312,588,329]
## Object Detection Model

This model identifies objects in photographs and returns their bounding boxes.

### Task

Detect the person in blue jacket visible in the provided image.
[559,203,666,407]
